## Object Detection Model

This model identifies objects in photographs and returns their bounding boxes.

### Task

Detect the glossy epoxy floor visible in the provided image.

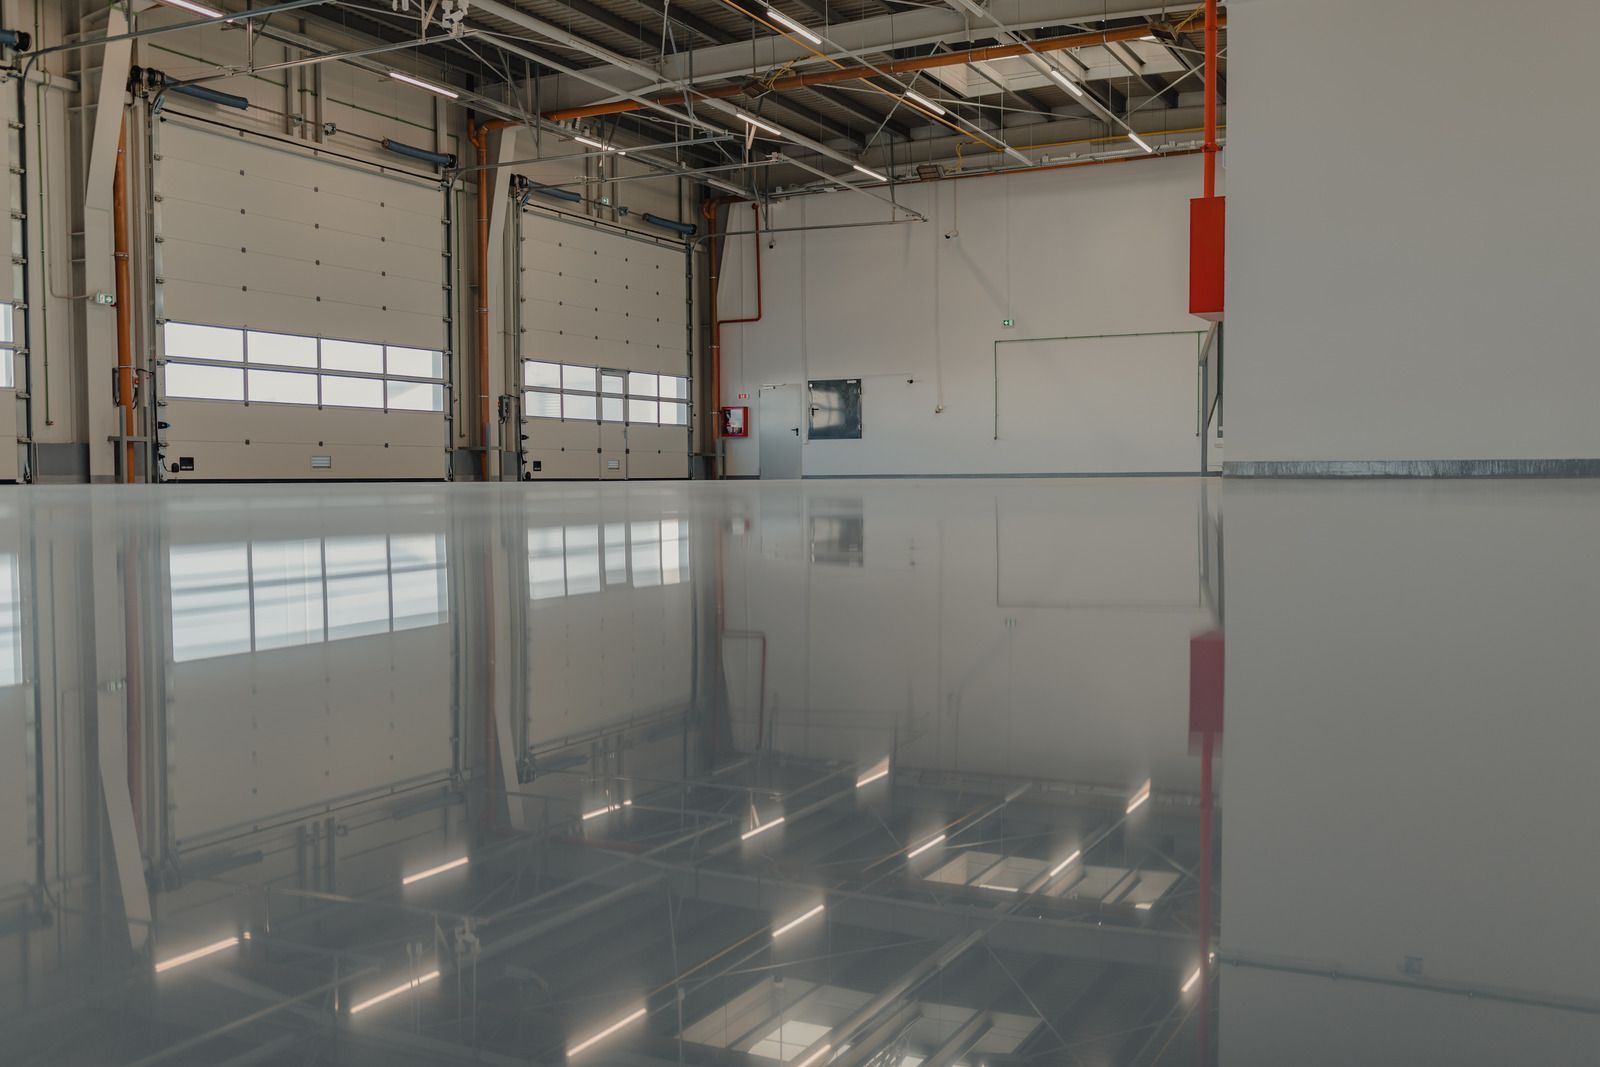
[1,477,1597,1066]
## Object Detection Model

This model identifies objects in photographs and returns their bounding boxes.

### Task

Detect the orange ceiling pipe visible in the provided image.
[542,17,1224,122]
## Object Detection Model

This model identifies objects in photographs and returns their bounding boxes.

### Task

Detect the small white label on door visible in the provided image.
[607,459,620,470]
[311,455,333,469]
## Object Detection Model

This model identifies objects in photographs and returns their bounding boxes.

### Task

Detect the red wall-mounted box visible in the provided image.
[1189,196,1225,322]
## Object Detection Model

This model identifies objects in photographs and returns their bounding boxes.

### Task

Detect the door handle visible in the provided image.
[791,427,799,436]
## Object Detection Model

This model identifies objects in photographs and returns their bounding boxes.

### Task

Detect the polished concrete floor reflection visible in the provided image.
[0,477,1594,1066]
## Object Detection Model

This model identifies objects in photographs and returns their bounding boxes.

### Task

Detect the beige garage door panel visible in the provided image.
[164,400,444,479]
[159,203,438,285]
[162,283,443,353]
[157,119,444,350]
[526,447,600,478]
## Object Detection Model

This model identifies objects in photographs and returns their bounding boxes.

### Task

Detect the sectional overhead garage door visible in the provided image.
[517,205,690,480]
[152,115,450,481]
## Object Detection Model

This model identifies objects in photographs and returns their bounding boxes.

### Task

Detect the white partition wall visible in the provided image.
[151,115,450,481]
[516,205,690,480]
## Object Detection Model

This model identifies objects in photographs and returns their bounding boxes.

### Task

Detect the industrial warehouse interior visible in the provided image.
[2,1,1598,1065]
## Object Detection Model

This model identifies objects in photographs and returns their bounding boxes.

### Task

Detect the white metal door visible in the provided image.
[758,384,802,479]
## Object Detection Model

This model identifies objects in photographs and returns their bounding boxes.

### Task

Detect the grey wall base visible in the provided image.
[33,444,91,484]
[1225,459,1600,478]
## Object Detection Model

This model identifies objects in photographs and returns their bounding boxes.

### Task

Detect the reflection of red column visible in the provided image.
[1190,629,1223,1066]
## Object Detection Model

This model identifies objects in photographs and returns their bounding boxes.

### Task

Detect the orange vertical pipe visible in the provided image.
[113,117,135,482]
[470,121,492,479]
[1203,0,1219,199]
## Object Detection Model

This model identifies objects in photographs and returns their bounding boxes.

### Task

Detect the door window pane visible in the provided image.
[0,303,14,345]
[562,364,596,391]
[524,361,562,388]
[321,338,384,373]
[0,351,15,390]
[601,373,625,394]
[251,539,324,651]
[166,363,244,401]
[248,369,317,405]
[661,401,688,426]
[166,322,243,362]
[627,371,658,397]
[387,380,444,412]
[525,391,560,418]
[564,393,597,421]
[602,396,624,423]
[387,346,444,378]
[248,331,317,367]
[660,375,688,400]
[628,398,657,424]
[322,375,384,409]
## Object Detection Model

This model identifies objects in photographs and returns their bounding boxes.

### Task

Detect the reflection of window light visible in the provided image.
[630,521,662,587]
[0,554,22,685]
[604,523,628,585]
[390,535,447,630]
[170,536,448,663]
[170,544,252,661]
[325,536,391,639]
[565,526,601,595]
[250,539,324,651]
[529,528,566,600]
[749,1020,832,1061]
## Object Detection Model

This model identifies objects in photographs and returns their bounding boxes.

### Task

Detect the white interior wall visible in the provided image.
[717,156,1213,477]
[1221,479,1600,1060]
[1225,0,1600,467]
[720,481,1216,789]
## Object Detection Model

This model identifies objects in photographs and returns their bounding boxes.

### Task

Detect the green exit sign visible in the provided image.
[1001,318,1015,328]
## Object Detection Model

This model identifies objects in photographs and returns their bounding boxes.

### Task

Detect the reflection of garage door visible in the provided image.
[152,114,449,481]
[516,205,690,480]
[0,81,20,484]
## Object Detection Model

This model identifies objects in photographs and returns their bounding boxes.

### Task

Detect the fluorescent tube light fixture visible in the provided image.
[1047,69,1085,97]
[1048,849,1082,879]
[793,1046,833,1067]
[388,71,459,99]
[1126,780,1152,814]
[567,1007,648,1057]
[158,0,226,17]
[1128,132,1154,154]
[154,936,239,974]
[765,6,821,45]
[582,799,632,821]
[574,134,625,156]
[856,757,890,788]
[349,969,440,1015]
[907,833,946,860]
[402,856,468,886]
[1181,966,1202,993]
[742,814,786,841]
[852,164,888,182]
[904,89,946,116]
[737,112,785,138]
[773,904,826,939]
[977,883,1019,893]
